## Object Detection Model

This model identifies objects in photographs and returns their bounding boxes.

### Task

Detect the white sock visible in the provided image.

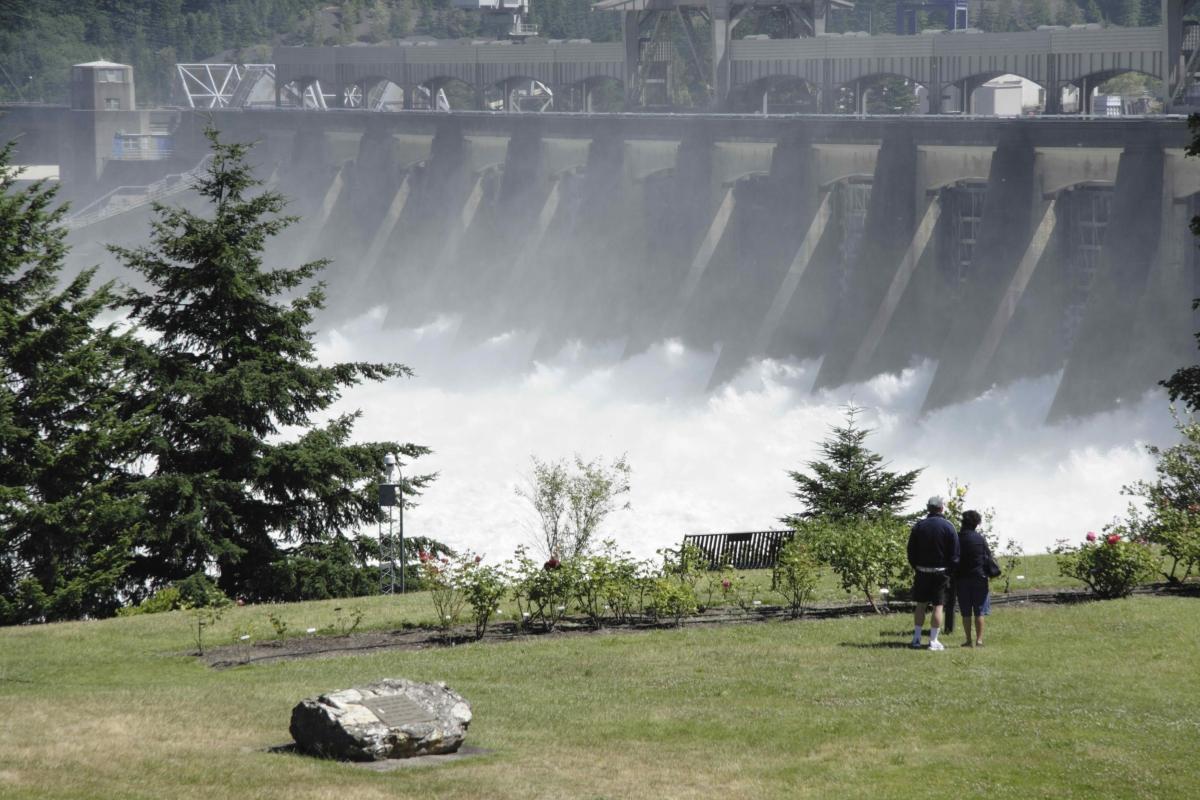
[930,626,941,643]
[912,625,922,643]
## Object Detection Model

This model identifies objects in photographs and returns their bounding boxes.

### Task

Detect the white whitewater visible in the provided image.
[316,306,1175,561]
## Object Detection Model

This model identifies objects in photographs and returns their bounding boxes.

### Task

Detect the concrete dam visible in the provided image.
[56,109,1200,421]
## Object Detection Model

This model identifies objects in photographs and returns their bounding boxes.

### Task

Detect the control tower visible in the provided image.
[592,0,851,107]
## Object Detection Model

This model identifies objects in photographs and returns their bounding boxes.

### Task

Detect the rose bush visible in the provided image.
[458,555,508,639]
[1054,529,1160,599]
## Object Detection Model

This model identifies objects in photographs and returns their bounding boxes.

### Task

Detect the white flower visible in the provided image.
[522,612,530,618]
[556,605,566,612]
[1016,575,1026,580]
[239,634,250,641]
[752,600,762,606]
[879,588,890,595]
[444,615,452,621]
[305,627,317,634]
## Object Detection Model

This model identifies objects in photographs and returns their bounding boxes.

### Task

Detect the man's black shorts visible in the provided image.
[912,571,949,605]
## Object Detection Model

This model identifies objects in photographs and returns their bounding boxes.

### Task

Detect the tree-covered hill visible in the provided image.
[0,0,613,105]
[0,0,1167,106]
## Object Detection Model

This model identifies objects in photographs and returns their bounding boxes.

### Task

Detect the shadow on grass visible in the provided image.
[838,641,916,650]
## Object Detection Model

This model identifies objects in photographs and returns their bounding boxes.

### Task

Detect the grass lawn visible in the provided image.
[1,576,1196,799]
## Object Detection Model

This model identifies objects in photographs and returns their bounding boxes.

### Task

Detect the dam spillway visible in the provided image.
[72,110,1200,420]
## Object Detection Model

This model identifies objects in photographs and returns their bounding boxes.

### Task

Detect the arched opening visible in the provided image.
[484,76,554,112]
[415,77,478,110]
[556,77,624,112]
[729,76,820,114]
[342,76,405,111]
[949,73,1046,115]
[1066,70,1164,115]
[836,74,925,114]
[277,77,330,109]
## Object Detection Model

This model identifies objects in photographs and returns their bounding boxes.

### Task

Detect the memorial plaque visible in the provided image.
[361,695,437,727]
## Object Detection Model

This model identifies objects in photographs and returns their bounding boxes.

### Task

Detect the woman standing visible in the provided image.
[956,510,991,647]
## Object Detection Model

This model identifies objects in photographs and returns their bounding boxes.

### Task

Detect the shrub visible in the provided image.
[804,515,910,613]
[1115,410,1200,583]
[658,542,708,593]
[773,535,821,619]
[418,551,465,631]
[509,546,574,632]
[175,572,230,609]
[700,564,736,611]
[1150,505,1200,583]
[648,577,696,627]
[185,590,231,656]
[944,479,1023,593]
[1054,529,1160,599]
[596,542,645,623]
[117,586,184,616]
[459,556,508,639]
[564,541,643,627]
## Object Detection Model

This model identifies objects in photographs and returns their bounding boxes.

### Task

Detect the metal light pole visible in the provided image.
[379,453,404,594]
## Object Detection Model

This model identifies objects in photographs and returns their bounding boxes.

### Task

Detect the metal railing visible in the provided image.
[64,154,212,230]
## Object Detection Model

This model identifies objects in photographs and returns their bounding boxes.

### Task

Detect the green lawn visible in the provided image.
[1,575,1196,799]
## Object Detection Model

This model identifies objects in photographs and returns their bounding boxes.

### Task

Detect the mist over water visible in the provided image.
[316,306,1174,560]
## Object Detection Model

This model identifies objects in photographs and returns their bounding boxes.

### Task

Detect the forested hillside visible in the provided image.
[0,0,1168,105]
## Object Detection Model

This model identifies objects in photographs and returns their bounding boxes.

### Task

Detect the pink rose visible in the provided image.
[474,555,482,564]
[721,579,732,590]
[1106,534,1121,545]
[1086,532,1098,542]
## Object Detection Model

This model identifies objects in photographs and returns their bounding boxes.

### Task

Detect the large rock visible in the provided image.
[290,678,472,761]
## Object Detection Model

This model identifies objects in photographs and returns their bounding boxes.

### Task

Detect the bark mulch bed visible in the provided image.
[202,583,1195,669]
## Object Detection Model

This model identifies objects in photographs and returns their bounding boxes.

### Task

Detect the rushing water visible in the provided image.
[316,306,1174,561]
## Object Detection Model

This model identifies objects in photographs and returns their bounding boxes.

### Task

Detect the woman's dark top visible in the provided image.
[956,528,989,579]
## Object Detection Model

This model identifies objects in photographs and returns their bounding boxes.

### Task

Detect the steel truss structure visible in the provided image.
[175,63,275,108]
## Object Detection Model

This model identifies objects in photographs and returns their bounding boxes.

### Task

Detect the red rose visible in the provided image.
[474,555,482,564]
[418,550,429,562]
[1106,534,1121,545]
[721,579,732,590]
[1086,531,1098,542]
[544,558,561,571]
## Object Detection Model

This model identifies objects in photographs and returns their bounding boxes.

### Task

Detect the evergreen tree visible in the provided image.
[111,127,433,600]
[995,0,1017,30]
[0,144,147,623]
[782,406,921,525]
[864,76,919,114]
[1025,0,1052,28]
[1056,2,1083,26]
[975,4,998,30]
[1139,0,1160,25]
[1114,0,1139,26]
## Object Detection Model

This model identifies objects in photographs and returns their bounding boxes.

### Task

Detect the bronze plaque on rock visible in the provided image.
[361,695,436,727]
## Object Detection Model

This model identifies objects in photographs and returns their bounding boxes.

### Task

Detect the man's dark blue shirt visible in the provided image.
[907,513,960,572]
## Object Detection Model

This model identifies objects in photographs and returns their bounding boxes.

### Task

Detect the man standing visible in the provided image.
[907,495,959,651]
